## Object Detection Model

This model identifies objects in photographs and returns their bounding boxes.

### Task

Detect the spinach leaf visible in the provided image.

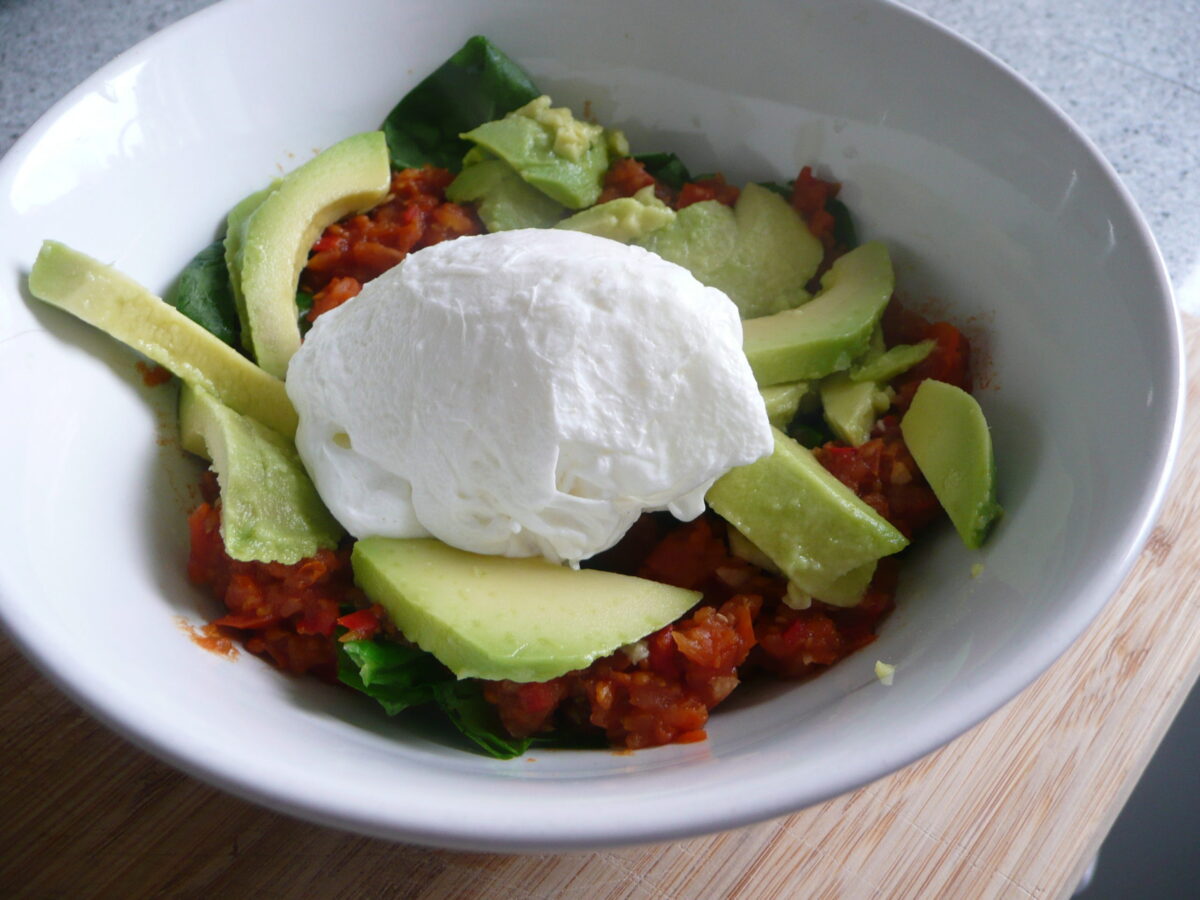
[382,36,541,172]
[788,416,834,449]
[338,637,536,759]
[634,152,692,190]
[296,290,314,337]
[338,638,452,715]
[432,680,533,760]
[828,198,858,249]
[164,240,240,347]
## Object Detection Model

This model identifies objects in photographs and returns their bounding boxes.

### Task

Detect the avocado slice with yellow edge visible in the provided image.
[227,131,391,378]
[555,186,675,243]
[706,427,907,596]
[900,379,1002,548]
[179,385,342,564]
[638,184,823,319]
[742,241,894,386]
[446,158,566,231]
[460,96,609,209]
[351,537,701,682]
[28,241,297,439]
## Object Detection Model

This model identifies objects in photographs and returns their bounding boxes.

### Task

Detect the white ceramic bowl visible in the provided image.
[0,0,1182,851]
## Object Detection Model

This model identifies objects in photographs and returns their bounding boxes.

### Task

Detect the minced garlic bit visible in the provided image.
[874,660,896,686]
[621,639,650,665]
[971,562,985,578]
[784,582,812,610]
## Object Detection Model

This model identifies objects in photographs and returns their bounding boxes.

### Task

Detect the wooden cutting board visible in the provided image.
[2,318,1197,900]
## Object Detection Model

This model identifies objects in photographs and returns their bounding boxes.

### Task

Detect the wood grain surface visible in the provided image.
[2,319,1197,900]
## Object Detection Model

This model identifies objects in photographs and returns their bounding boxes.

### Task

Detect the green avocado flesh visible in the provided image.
[179,385,342,564]
[27,241,297,439]
[637,184,822,319]
[791,561,878,608]
[850,340,934,383]
[728,525,875,607]
[446,158,566,231]
[742,241,894,386]
[224,181,277,349]
[759,381,811,429]
[900,379,1002,549]
[351,538,701,682]
[460,108,608,209]
[555,189,675,242]
[706,428,907,595]
[820,371,889,447]
[228,131,391,378]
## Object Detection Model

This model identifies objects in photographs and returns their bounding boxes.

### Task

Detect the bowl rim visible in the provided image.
[0,0,1185,851]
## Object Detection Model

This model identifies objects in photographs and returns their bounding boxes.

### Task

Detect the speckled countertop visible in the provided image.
[3,0,1198,311]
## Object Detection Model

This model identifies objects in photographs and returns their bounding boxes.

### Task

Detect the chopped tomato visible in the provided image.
[676,174,739,209]
[598,157,674,205]
[301,166,483,320]
[790,165,840,251]
[813,417,942,539]
[187,502,360,678]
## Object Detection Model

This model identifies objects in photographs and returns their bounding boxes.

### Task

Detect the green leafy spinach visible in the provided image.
[381,36,541,171]
[164,240,241,347]
[634,152,692,190]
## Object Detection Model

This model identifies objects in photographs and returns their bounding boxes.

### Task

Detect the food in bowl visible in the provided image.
[27,36,1001,758]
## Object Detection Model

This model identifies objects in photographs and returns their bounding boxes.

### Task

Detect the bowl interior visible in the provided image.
[0,0,1180,850]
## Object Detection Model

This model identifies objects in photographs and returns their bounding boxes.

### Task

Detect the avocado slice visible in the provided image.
[351,537,700,682]
[228,131,391,378]
[759,381,812,429]
[223,181,277,349]
[785,560,878,608]
[849,339,935,383]
[742,241,894,386]
[446,158,566,231]
[637,184,822,319]
[460,96,609,209]
[555,186,675,242]
[820,371,891,447]
[727,524,874,607]
[706,427,907,594]
[28,241,297,439]
[179,385,342,564]
[638,197,736,277]
[900,379,1002,549]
